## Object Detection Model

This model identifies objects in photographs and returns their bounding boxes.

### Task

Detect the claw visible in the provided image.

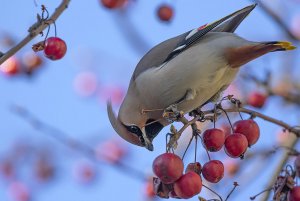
[162,104,184,122]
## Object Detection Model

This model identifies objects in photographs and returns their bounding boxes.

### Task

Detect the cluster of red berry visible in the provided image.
[151,119,260,199]
[100,0,174,22]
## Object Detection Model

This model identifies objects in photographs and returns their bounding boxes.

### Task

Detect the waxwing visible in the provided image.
[107,4,296,151]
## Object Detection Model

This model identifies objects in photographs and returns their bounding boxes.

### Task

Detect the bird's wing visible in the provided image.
[163,4,257,63]
[132,4,256,80]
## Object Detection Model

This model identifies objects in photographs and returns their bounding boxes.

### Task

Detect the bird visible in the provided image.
[107,4,296,151]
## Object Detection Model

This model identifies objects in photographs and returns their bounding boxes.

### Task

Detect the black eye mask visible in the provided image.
[145,119,164,141]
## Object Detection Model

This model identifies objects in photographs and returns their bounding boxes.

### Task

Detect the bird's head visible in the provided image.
[107,101,164,151]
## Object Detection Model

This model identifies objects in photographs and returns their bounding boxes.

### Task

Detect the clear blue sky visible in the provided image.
[0,0,299,201]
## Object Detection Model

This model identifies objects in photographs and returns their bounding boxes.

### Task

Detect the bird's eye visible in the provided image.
[130,126,139,133]
[125,125,141,135]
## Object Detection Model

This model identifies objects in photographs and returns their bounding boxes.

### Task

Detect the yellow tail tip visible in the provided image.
[275,41,296,51]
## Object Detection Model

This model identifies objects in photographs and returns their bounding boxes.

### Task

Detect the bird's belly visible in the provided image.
[135,44,239,113]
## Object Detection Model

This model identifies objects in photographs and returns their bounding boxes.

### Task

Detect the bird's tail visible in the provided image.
[226,41,296,68]
[263,41,296,51]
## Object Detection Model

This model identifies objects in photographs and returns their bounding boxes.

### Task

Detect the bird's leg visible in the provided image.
[162,104,184,123]
[166,116,193,151]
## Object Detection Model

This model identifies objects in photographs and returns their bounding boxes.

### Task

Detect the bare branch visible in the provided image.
[0,0,71,65]
[10,104,147,181]
[255,0,299,41]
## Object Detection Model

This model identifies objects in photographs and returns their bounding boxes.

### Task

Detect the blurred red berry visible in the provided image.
[152,153,183,184]
[73,160,96,184]
[202,128,225,152]
[224,159,240,177]
[157,4,173,22]
[34,157,54,182]
[185,162,202,175]
[233,119,260,147]
[8,182,30,201]
[289,186,300,201]
[101,0,127,9]
[73,71,98,97]
[22,52,43,75]
[247,92,267,108]
[96,139,127,163]
[224,133,248,158]
[44,37,67,60]
[173,171,202,199]
[0,159,15,180]
[202,160,224,183]
[0,56,19,76]
[144,178,156,199]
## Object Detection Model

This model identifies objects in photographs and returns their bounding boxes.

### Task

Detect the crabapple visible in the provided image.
[247,92,267,108]
[174,171,202,199]
[289,186,300,201]
[202,128,225,152]
[224,133,248,158]
[157,4,173,22]
[101,0,127,9]
[185,162,201,175]
[202,160,224,183]
[233,119,260,147]
[44,37,67,60]
[152,153,183,184]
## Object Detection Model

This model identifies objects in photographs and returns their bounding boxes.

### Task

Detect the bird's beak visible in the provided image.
[107,101,141,146]
[141,127,154,151]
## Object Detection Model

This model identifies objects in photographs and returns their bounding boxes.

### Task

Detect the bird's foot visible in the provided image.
[166,125,180,150]
[162,104,184,123]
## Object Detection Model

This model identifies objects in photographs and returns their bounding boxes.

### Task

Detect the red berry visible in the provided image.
[157,4,173,22]
[185,162,201,175]
[202,160,224,183]
[224,133,248,158]
[152,153,183,184]
[202,128,225,152]
[174,172,202,199]
[289,186,300,201]
[233,119,260,147]
[101,0,127,9]
[247,92,267,108]
[44,37,67,60]
[0,56,19,76]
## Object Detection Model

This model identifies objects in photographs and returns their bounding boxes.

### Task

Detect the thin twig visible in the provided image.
[0,0,70,65]
[11,105,147,181]
[254,0,299,41]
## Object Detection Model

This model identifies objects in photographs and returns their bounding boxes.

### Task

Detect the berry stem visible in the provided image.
[182,135,194,160]
[249,188,272,200]
[202,184,223,201]
[224,182,239,201]
[194,134,198,163]
[220,107,234,132]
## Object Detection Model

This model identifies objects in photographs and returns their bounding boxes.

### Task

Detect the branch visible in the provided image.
[255,0,299,41]
[10,105,147,181]
[223,107,300,137]
[0,0,70,65]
